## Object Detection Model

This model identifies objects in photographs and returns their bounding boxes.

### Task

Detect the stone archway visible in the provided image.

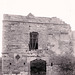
[30,59,46,75]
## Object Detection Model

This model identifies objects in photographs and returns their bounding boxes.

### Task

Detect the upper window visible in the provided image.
[29,32,38,50]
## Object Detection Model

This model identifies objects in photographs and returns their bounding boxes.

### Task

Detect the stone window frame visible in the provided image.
[29,32,38,51]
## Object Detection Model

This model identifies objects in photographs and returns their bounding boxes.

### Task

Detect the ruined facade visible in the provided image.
[2,13,74,75]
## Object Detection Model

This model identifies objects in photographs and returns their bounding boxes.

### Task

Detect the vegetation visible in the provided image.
[57,54,75,75]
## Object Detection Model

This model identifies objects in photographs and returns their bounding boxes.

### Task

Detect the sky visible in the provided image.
[0,0,75,57]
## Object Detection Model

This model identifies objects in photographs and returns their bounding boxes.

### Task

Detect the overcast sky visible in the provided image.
[0,0,75,57]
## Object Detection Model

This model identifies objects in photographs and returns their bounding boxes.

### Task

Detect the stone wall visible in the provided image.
[2,13,73,75]
[0,57,2,75]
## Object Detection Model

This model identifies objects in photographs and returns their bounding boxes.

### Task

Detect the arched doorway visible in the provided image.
[30,59,46,75]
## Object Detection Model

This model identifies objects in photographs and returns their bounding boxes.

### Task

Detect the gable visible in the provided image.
[3,13,67,25]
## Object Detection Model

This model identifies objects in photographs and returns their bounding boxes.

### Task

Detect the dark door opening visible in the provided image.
[30,59,46,75]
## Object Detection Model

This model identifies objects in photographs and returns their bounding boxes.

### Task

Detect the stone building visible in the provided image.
[2,13,75,75]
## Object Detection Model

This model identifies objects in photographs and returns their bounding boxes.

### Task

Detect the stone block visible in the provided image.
[60,34,70,41]
[20,72,28,75]
[12,74,16,75]
[3,74,8,75]
[27,57,36,63]
[47,66,52,71]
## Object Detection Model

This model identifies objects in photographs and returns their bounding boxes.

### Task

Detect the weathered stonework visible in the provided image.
[2,13,74,75]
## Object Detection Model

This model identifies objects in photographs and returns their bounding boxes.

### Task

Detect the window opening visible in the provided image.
[29,32,38,50]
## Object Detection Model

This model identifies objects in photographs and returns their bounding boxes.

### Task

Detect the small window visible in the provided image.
[24,63,25,65]
[9,63,11,65]
[29,32,38,50]
[51,63,53,66]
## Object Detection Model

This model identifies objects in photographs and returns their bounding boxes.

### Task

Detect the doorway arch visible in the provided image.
[30,59,46,75]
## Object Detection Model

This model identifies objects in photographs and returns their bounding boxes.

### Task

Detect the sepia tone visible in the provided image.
[2,13,75,75]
